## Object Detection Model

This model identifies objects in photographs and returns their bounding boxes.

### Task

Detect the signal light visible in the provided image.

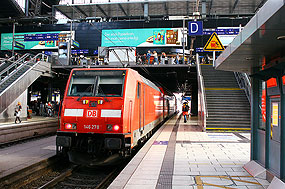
[65,123,76,130]
[113,125,120,131]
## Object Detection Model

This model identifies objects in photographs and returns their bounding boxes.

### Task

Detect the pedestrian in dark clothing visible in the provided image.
[182,102,190,123]
[15,102,22,124]
[146,50,151,65]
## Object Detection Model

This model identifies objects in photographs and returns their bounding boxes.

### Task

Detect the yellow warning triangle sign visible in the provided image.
[203,32,225,51]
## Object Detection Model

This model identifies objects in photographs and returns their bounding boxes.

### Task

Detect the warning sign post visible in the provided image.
[203,32,224,67]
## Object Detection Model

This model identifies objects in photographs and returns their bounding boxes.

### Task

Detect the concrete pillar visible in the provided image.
[251,73,259,160]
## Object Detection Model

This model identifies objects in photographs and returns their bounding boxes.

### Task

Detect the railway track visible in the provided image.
[1,155,125,189]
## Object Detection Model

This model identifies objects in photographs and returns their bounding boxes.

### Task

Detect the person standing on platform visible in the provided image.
[146,50,151,65]
[161,52,166,64]
[153,51,158,65]
[14,102,22,124]
[182,102,190,123]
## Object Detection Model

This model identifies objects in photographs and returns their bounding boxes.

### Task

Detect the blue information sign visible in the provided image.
[71,49,89,54]
[203,29,240,35]
[24,33,59,41]
[188,21,203,36]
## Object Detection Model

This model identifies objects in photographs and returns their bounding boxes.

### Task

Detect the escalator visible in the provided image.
[0,53,51,117]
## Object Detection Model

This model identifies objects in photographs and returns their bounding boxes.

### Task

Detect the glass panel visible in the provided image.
[68,77,96,96]
[96,76,123,97]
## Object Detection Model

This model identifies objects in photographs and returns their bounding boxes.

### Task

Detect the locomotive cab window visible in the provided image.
[96,76,123,97]
[68,77,95,96]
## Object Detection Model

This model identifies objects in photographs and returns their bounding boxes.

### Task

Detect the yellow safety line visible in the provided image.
[205,88,242,90]
[223,177,262,185]
[196,176,204,189]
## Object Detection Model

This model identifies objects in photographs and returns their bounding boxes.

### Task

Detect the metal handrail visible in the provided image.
[234,72,251,103]
[0,53,50,87]
[196,53,208,131]
[0,53,32,78]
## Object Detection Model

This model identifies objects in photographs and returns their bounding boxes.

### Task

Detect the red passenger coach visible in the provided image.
[56,68,176,166]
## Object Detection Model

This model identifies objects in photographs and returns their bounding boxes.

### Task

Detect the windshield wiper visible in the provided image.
[76,85,93,101]
[98,86,111,102]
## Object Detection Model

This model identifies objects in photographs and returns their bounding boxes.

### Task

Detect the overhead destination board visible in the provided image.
[24,33,59,41]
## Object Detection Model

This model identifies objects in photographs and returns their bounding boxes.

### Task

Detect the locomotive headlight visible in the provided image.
[113,125,120,131]
[106,124,120,131]
[65,123,77,130]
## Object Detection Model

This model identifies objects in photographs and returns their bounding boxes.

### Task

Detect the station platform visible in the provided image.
[0,135,56,179]
[0,116,57,127]
[109,114,270,189]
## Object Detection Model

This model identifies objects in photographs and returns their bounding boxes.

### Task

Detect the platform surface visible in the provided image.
[0,116,57,128]
[0,135,56,178]
[109,114,270,189]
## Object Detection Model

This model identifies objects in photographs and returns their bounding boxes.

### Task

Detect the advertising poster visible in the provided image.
[1,31,74,50]
[101,28,183,47]
[272,102,279,127]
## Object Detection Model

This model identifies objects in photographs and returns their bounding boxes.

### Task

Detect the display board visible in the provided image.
[101,28,184,47]
[1,31,74,50]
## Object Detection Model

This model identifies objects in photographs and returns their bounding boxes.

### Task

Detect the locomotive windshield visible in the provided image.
[67,70,125,97]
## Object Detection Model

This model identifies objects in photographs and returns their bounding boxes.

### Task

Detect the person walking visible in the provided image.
[14,102,22,124]
[182,102,190,123]
[146,50,151,65]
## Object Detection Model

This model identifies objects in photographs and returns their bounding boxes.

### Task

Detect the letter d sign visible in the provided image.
[188,21,203,36]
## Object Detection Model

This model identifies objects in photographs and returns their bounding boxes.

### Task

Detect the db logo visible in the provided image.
[87,110,98,117]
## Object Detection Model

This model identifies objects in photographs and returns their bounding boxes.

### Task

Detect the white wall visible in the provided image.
[0,90,27,122]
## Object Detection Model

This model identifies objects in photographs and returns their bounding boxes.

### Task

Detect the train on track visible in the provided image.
[56,68,176,166]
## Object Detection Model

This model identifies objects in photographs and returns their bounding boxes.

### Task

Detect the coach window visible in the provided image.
[137,82,141,98]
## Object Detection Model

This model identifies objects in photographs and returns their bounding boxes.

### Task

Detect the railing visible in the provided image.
[196,53,208,131]
[0,53,50,86]
[234,72,251,103]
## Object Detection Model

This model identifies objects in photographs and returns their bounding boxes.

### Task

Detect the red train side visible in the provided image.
[56,68,176,165]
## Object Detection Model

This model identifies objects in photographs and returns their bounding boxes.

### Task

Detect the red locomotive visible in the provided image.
[56,68,176,166]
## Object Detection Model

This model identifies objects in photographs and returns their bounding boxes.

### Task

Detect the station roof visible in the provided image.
[54,0,267,20]
[215,0,285,73]
[0,0,25,18]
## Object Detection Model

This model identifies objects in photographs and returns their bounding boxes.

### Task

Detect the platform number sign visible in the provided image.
[87,110,98,117]
[188,21,203,36]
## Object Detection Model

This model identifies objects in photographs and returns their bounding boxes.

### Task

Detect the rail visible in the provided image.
[196,53,208,131]
[0,53,50,86]
[234,72,251,103]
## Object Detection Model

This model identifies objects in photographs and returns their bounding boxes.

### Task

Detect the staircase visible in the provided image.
[0,53,51,115]
[201,65,251,130]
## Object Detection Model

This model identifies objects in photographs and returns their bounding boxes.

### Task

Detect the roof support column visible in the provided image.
[202,0,206,18]
[144,3,149,20]
[279,76,285,180]
[251,69,260,161]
